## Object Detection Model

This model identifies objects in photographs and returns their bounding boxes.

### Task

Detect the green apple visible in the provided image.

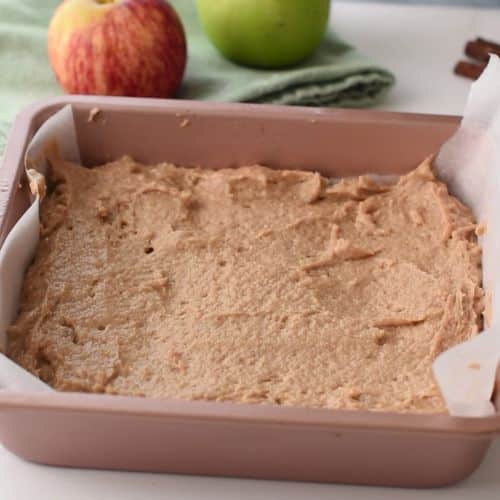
[195,0,331,68]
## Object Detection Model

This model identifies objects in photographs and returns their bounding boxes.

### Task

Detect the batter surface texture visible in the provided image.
[7,154,484,413]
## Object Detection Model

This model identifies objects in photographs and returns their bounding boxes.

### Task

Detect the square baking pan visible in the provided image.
[0,96,499,487]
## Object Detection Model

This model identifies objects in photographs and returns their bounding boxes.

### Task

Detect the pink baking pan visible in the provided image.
[0,96,499,487]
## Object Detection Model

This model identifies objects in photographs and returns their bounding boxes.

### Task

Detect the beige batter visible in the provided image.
[7,153,484,413]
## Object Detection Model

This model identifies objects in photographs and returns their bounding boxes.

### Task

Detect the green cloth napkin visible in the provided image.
[0,1,59,154]
[0,0,395,155]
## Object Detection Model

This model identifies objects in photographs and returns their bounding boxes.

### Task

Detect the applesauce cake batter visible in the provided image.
[7,153,484,413]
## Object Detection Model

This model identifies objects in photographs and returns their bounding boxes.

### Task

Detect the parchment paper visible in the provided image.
[0,105,79,392]
[433,56,500,417]
[1,59,500,414]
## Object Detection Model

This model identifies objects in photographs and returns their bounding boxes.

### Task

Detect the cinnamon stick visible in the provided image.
[454,60,486,80]
[465,37,500,63]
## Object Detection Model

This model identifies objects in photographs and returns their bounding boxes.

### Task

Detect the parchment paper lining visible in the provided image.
[2,59,500,414]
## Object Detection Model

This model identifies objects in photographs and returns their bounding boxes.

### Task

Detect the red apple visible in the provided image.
[48,0,187,98]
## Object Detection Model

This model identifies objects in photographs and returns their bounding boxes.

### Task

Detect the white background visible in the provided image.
[3,2,500,498]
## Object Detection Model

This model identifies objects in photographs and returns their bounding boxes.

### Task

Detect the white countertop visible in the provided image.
[1,440,499,500]
[338,2,492,116]
[3,2,500,499]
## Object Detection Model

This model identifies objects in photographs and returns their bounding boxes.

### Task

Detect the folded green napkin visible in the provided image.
[0,0,60,155]
[0,0,394,155]
[172,0,395,106]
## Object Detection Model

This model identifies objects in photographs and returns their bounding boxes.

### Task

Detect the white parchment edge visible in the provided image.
[0,105,79,392]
